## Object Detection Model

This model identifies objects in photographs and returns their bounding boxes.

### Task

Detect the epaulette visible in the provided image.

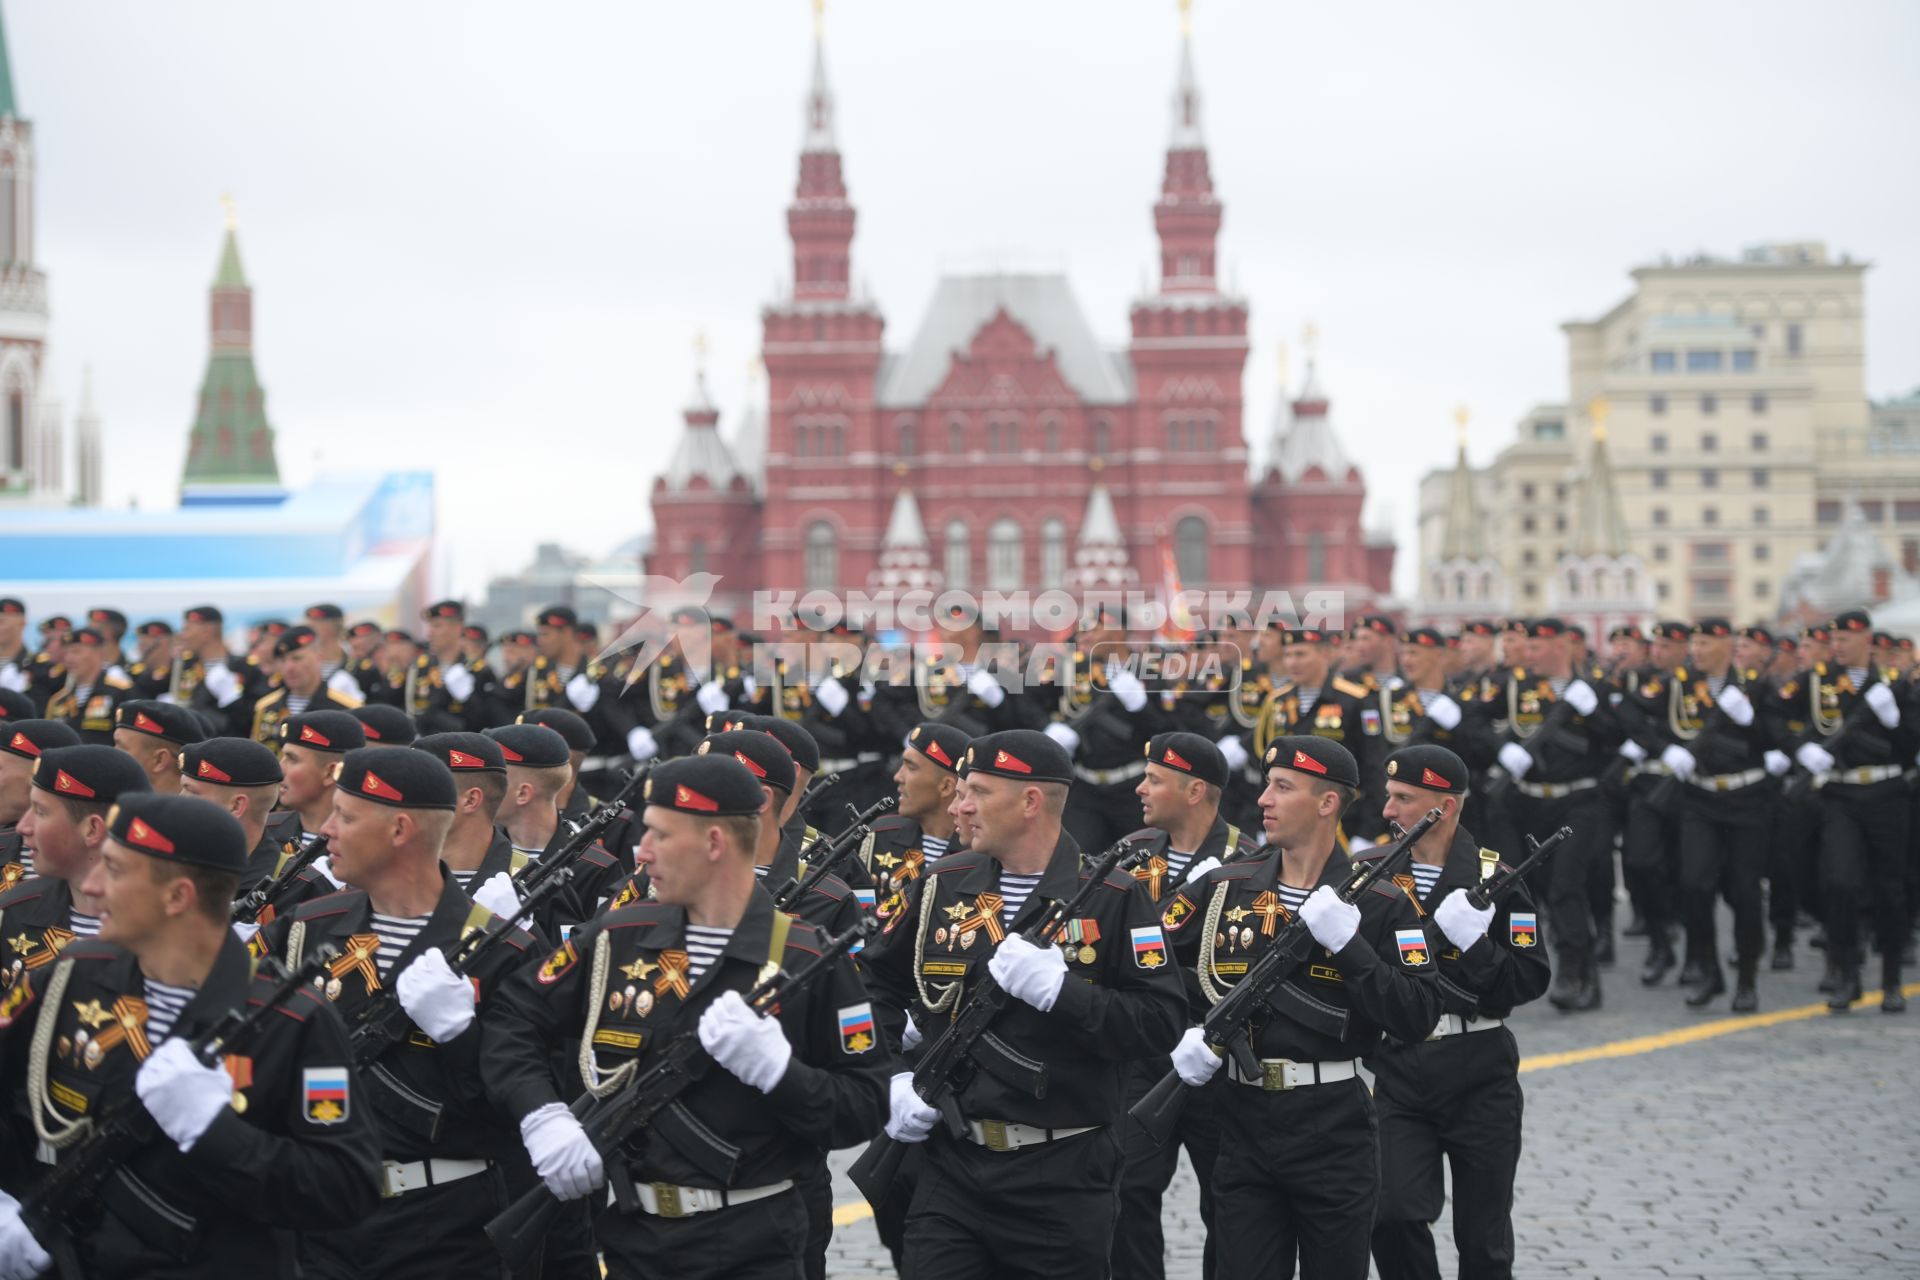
[1332,676,1370,699]
[579,844,617,869]
[783,916,827,957]
[0,877,49,908]
[1366,879,1409,902]
[290,887,365,920]
[255,687,287,709]
[806,875,850,903]
[1214,858,1265,881]
[129,663,148,676]
[1123,826,1163,845]
[332,689,365,710]
[928,850,991,876]
[104,672,134,691]
[869,814,917,836]
[603,903,676,930]
[56,939,123,964]
[254,981,328,1022]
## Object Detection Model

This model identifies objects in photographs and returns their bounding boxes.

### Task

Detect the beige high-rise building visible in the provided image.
[1419,241,1920,625]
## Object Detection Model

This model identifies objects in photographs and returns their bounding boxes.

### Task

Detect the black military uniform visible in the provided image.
[1164,634,1262,836]
[1164,737,1441,1280]
[0,793,382,1278]
[793,631,895,833]
[1610,622,1691,987]
[1365,747,1552,1280]
[43,628,137,745]
[873,637,1044,742]
[124,621,177,700]
[0,721,83,887]
[1249,628,1389,848]
[859,730,1186,1280]
[251,628,365,747]
[21,615,73,718]
[1044,641,1172,856]
[177,738,289,900]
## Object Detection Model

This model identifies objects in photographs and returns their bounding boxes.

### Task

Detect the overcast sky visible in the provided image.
[16,0,1920,600]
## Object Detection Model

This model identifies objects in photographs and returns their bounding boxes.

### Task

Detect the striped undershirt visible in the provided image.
[69,910,101,939]
[450,868,477,893]
[1296,688,1320,715]
[285,694,312,716]
[997,872,1043,923]
[684,925,732,982]
[142,979,196,1042]
[1165,848,1195,880]
[921,836,950,860]
[71,684,94,707]
[1273,883,1312,913]
[1707,675,1726,696]
[753,864,769,879]
[369,913,431,979]
[14,848,31,875]
[1416,688,1441,711]
[1847,666,1869,690]
[1548,677,1569,697]
[1410,862,1444,898]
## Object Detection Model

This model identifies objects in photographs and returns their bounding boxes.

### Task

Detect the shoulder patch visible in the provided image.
[1333,677,1370,699]
[928,851,990,877]
[1395,928,1432,967]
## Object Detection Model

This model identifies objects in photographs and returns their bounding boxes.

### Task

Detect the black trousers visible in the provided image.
[1766,793,1816,936]
[798,1160,832,1280]
[598,1185,809,1280]
[1064,773,1148,856]
[1212,1077,1378,1280]
[1622,777,1681,943]
[904,1127,1123,1280]
[1112,1082,1223,1280]
[301,1167,509,1280]
[1678,788,1769,972]
[1371,1029,1524,1280]
[1511,789,1608,965]
[1819,783,1911,963]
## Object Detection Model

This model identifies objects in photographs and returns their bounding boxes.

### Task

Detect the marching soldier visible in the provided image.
[481,754,889,1280]
[865,723,971,909]
[1737,625,1803,971]
[301,603,372,703]
[486,723,627,935]
[0,721,82,884]
[125,620,177,699]
[178,737,289,899]
[876,612,1042,741]
[1365,746,1551,1280]
[174,605,271,739]
[1453,620,1502,690]
[1161,737,1440,1280]
[1042,612,1171,856]
[1249,627,1389,850]
[1612,620,1692,987]
[519,706,600,830]
[251,627,365,746]
[22,614,73,717]
[0,793,382,1278]
[862,729,1186,1280]
[44,627,136,745]
[413,599,499,735]
[412,732,529,908]
[523,605,648,798]
[109,700,205,794]
[257,749,539,1278]
[251,711,371,919]
[794,624,893,831]
[1344,614,1401,686]
[0,600,30,695]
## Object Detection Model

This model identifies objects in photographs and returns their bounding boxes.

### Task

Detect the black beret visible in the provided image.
[280,710,366,754]
[1651,619,1690,642]
[109,793,248,872]
[415,732,508,776]
[352,704,418,746]
[274,625,321,657]
[461,624,488,643]
[87,608,127,631]
[66,627,108,650]
[750,715,821,774]
[180,737,283,789]
[1691,618,1733,638]
[0,597,22,615]
[1352,614,1395,637]
[1800,624,1830,642]
[1568,624,1588,640]
[906,722,970,774]
[303,603,344,622]
[1777,635,1801,653]
[1144,732,1227,789]
[33,745,152,804]
[382,629,416,646]
[645,755,764,818]
[348,620,382,639]
[486,723,571,769]
[1385,745,1470,795]
[38,614,72,634]
[1872,630,1895,647]
[518,708,595,753]
[1,719,81,761]
[1608,624,1644,642]
[536,604,578,629]
[963,730,1074,786]
[1460,619,1498,637]
[0,689,35,721]
[704,710,752,735]
[257,619,290,637]
[1281,627,1333,646]
[136,620,173,639]
[1400,628,1445,650]
[1525,617,1567,639]
[183,604,223,625]
[115,700,206,745]
[334,746,456,811]
[422,599,465,621]
[1261,735,1359,790]
[1833,609,1872,633]
[699,730,796,795]
[501,630,535,646]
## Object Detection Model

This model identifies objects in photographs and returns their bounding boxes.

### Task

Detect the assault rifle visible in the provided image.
[774,797,897,911]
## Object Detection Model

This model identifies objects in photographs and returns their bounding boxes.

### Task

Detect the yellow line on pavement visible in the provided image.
[829,984,1920,1227]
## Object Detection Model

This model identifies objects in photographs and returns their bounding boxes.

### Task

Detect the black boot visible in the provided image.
[1827,964,1862,1012]
[1640,934,1676,987]
[1884,958,1907,1014]
[1686,962,1726,1009]
[1818,955,1838,994]
[1770,930,1795,971]
[1730,959,1758,1013]
[1548,954,1582,1012]
[1573,953,1603,1011]
[1679,956,1708,987]
[1623,910,1649,939]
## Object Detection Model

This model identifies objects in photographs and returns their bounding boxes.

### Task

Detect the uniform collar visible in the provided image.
[952,828,1084,927]
[167,929,258,1043]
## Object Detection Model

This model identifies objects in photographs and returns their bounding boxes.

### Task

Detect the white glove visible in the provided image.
[0,664,27,694]
[1426,695,1462,730]
[1659,744,1697,781]
[740,673,757,700]
[695,680,729,715]
[1562,680,1598,716]
[441,662,476,703]
[135,1038,233,1152]
[1764,749,1791,777]
[1299,885,1361,953]
[565,672,600,713]
[885,1071,938,1143]
[1171,1026,1223,1086]
[327,668,363,700]
[1434,888,1496,952]
[1618,739,1648,763]
[0,1191,50,1280]
[472,870,524,919]
[1107,667,1148,714]
[1795,742,1835,774]
[1216,735,1249,774]
[1348,835,1377,853]
[395,949,477,1043]
[106,664,130,685]
[1497,742,1532,779]
[311,855,344,890]
[200,661,241,707]
[901,1014,922,1053]
[698,989,792,1094]
[231,920,262,945]
[625,725,658,762]
[1715,683,1753,726]
[987,934,1068,1012]
[813,677,850,717]
[1043,722,1081,754]
[966,668,1006,709]
[1865,683,1900,729]
[1387,675,1406,692]
[520,1101,605,1200]
[1181,856,1222,884]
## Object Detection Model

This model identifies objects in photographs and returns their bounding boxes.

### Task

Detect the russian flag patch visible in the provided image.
[1131,924,1168,969]
[1396,928,1431,967]
[1509,912,1538,949]
[838,1002,875,1054]
[302,1067,350,1125]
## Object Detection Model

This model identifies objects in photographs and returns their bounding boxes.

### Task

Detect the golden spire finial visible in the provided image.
[1589,395,1610,442]
[1454,404,1470,448]
[812,0,825,39]
[693,330,710,373]
[1300,321,1319,357]
[221,193,237,232]
[1179,0,1193,38]
[1276,341,1289,388]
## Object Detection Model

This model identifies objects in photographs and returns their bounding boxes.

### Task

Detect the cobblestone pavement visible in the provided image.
[822,912,1920,1279]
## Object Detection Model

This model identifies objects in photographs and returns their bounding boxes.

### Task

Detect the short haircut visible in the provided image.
[407,808,455,851]
[147,857,241,925]
[53,793,114,830]
[465,771,509,817]
[714,814,762,859]
[1308,777,1357,816]
[1199,781,1223,808]
[508,762,570,803]
[1036,780,1069,817]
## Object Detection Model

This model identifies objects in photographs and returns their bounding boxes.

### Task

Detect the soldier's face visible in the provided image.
[0,755,33,826]
[958,775,1027,855]
[1135,763,1196,830]
[280,647,321,696]
[537,625,568,661]
[893,749,945,823]
[86,842,168,949]
[64,644,105,684]
[1256,629,1283,665]
[1459,634,1493,669]
[278,744,332,810]
[1833,630,1870,667]
[1350,631,1383,668]
[1402,645,1442,686]
[0,614,19,649]
[1281,643,1329,688]
[321,792,398,886]
[17,788,90,878]
[111,729,171,781]
[503,641,534,674]
[426,617,459,650]
[635,806,720,907]
[1689,634,1732,670]
[1382,780,1457,839]
[948,777,976,845]
[1257,769,1335,848]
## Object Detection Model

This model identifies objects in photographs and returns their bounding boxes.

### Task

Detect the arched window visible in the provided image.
[1041,518,1068,588]
[1566,569,1580,599]
[794,424,809,458]
[805,522,838,589]
[1166,419,1181,452]
[1307,533,1327,582]
[948,417,966,455]
[1091,418,1111,458]
[944,519,970,589]
[689,537,708,575]
[898,419,917,458]
[1175,515,1209,585]
[988,519,1024,591]
[1042,417,1061,454]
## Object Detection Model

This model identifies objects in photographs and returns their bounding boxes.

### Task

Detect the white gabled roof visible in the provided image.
[1270,361,1355,484]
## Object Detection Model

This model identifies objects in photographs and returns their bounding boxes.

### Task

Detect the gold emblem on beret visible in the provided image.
[964,747,975,767]
[327,761,343,782]
[1386,759,1398,777]
[106,802,122,828]
[910,727,922,743]
[696,740,712,755]
[643,777,654,802]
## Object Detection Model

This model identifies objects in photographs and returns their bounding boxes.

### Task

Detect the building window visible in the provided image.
[1692,542,1730,566]
[1754,541,1770,560]
[948,417,966,455]
[1657,581,1671,601]
[1688,350,1724,373]
[1754,579,1771,599]
[1903,538,1920,574]
[1523,581,1538,600]
[1862,500,1886,522]
[1521,483,1536,502]
[898,419,917,458]
[1091,419,1111,458]
[1817,500,1841,525]
[1701,432,1718,452]
[1555,515,1567,532]
[1652,544,1669,562]
[1651,433,1668,453]
[805,521,838,590]
[4,391,20,473]
[1555,483,1568,501]
[1701,469,1718,488]
[688,537,708,575]
[1166,419,1182,452]
[1692,578,1730,604]
[1307,533,1326,581]
[1042,417,1061,454]
[944,519,970,588]
[1750,392,1768,414]
[1522,549,1537,567]
[1040,518,1067,588]
[1732,349,1757,373]
[1750,468,1767,488]
[1897,500,1920,522]
[1651,469,1668,489]
[1751,431,1768,451]
[1650,394,1668,416]
[1754,506,1769,526]
[1703,508,1719,525]
[1522,516,1536,533]
[1565,570,1580,599]
[1652,508,1668,526]
[1175,515,1210,585]
[987,519,1023,590]
[1651,350,1676,373]
[1786,324,1803,357]
[1700,394,1718,415]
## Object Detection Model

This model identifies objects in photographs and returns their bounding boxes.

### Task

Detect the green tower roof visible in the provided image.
[183,223,281,487]
[214,228,246,288]
[0,1,17,119]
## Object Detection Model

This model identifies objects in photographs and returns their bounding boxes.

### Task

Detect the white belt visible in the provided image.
[1427,1013,1506,1040]
[1631,761,1673,779]
[1516,777,1599,799]
[1822,764,1904,787]
[961,1119,1100,1151]
[628,1178,796,1218]
[1227,1057,1360,1091]
[381,1157,491,1197]
[1687,767,1768,793]
[818,752,884,772]
[1073,760,1148,786]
